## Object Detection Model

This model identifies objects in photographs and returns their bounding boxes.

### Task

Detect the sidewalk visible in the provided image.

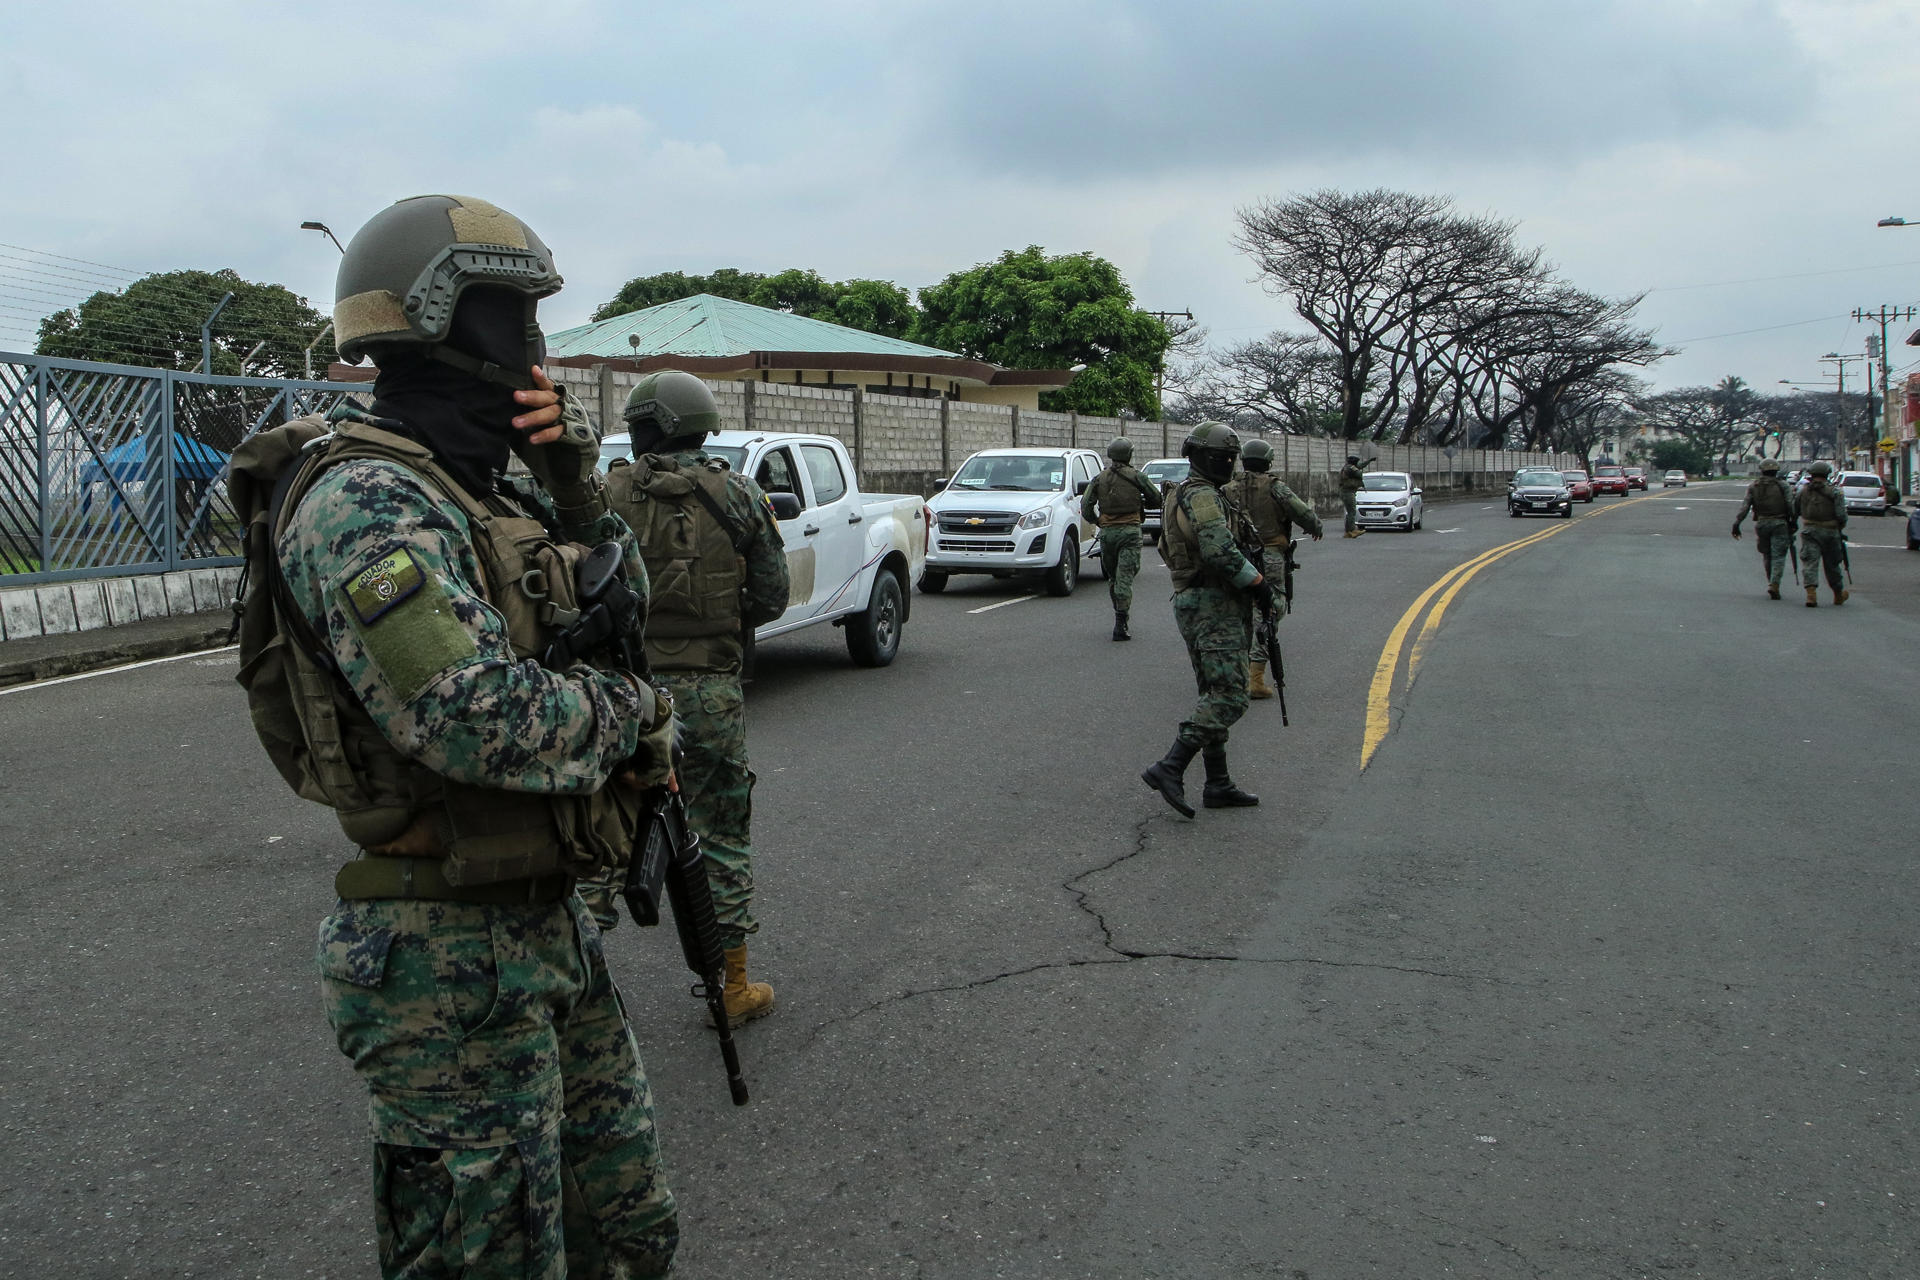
[0,610,233,689]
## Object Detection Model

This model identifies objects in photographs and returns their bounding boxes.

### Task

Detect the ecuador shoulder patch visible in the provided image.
[335,545,476,704]
[1184,486,1223,524]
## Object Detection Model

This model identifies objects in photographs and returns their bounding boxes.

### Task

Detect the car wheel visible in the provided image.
[917,570,948,594]
[847,570,904,667]
[1510,507,1522,518]
[1043,536,1078,597]
[1561,506,1572,519]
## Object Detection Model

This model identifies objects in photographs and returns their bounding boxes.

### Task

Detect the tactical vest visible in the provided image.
[1749,477,1792,519]
[1160,477,1257,591]
[1799,481,1842,525]
[230,412,641,885]
[604,454,746,673]
[1224,472,1290,545]
[1090,464,1146,525]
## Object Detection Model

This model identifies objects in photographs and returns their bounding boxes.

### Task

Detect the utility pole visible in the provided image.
[1819,352,1864,467]
[1142,308,1193,449]
[1852,305,1916,469]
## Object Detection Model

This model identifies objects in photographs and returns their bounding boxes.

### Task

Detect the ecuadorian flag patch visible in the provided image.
[345,547,426,625]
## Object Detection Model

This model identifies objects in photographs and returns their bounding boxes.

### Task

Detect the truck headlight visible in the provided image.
[1016,507,1051,530]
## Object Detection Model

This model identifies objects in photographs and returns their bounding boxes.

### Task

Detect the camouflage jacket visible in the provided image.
[277,405,654,795]
[1794,480,1848,528]
[1163,477,1261,594]
[1079,462,1162,526]
[1224,471,1323,543]
[1339,463,1365,493]
[1735,476,1794,524]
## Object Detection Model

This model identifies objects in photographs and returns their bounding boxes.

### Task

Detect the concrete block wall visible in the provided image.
[0,567,240,642]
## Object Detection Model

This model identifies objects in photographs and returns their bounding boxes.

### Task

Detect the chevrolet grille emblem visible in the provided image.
[965,517,985,525]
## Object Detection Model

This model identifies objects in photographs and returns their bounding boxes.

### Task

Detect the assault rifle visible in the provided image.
[546,542,750,1106]
[1254,538,1297,726]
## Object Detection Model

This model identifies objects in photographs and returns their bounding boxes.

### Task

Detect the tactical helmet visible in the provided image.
[333,195,562,389]
[1808,460,1832,477]
[1106,436,1134,464]
[1759,459,1780,473]
[624,370,722,455]
[1240,438,1274,472]
[1347,454,1361,465]
[1181,420,1241,485]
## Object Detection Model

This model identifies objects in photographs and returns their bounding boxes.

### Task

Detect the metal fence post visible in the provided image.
[1010,405,1020,448]
[161,370,178,571]
[34,362,50,574]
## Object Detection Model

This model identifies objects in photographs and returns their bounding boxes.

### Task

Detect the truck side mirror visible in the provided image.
[1075,479,1091,495]
[768,492,804,521]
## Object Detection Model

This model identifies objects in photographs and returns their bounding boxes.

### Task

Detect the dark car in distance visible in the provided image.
[1510,468,1574,518]
[1623,466,1648,490]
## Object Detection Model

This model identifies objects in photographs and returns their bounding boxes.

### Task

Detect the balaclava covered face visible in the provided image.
[370,285,544,495]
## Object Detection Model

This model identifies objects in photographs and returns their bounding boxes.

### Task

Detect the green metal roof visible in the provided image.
[546,294,960,361]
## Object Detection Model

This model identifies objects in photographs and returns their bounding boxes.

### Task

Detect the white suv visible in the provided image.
[922,448,1103,595]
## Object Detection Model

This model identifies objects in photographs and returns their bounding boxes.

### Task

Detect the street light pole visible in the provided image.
[1818,352,1864,467]
[300,221,346,254]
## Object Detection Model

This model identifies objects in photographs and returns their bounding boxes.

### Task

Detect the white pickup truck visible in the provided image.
[600,429,928,666]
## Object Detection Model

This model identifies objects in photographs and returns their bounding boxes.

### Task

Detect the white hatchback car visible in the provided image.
[1837,471,1888,516]
[1354,471,1423,530]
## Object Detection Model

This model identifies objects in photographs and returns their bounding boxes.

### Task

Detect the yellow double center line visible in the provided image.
[1360,495,1649,769]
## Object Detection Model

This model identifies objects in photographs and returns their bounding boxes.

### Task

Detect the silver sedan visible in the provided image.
[1354,471,1424,530]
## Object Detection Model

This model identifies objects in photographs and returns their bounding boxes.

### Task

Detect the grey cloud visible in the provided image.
[904,0,1819,177]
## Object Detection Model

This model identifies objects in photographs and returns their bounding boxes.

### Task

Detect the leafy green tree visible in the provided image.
[592,268,916,338]
[36,268,334,377]
[913,246,1169,417]
[1648,438,1709,476]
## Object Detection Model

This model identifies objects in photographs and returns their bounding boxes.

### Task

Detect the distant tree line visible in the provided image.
[1170,188,1672,457]
[37,268,335,379]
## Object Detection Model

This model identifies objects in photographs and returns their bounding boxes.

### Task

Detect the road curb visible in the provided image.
[0,620,233,689]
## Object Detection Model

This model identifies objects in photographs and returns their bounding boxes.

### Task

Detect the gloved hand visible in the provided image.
[1731,525,1742,539]
[513,376,601,504]
[1251,579,1275,613]
[621,686,678,790]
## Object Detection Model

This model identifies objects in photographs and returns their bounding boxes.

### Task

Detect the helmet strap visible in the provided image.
[426,343,537,392]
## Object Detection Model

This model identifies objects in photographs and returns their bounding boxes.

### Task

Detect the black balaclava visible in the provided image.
[370,285,542,496]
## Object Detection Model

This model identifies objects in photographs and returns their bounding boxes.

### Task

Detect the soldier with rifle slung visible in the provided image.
[1338,453,1368,537]
[1141,422,1269,817]
[1223,438,1322,700]
[1794,460,1850,607]
[1080,435,1163,640]
[586,371,792,1027]
[1730,458,1796,599]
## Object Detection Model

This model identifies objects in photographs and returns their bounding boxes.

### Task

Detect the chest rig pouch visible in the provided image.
[245,413,640,885]
[1093,465,1144,523]
[1226,472,1288,544]
[605,454,746,673]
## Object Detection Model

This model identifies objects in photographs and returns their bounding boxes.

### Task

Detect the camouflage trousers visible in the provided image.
[1098,524,1144,614]
[317,895,678,1278]
[1752,518,1792,587]
[1800,526,1846,589]
[580,671,759,948]
[1258,545,1291,620]
[1341,491,1359,532]
[1172,586,1252,749]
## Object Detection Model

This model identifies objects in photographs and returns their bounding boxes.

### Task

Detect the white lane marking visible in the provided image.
[1848,543,1911,551]
[0,643,239,697]
[968,595,1039,614]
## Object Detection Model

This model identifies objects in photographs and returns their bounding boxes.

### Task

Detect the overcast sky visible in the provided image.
[4,0,1916,396]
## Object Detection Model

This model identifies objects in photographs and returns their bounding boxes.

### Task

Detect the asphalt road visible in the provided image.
[2,483,1915,1278]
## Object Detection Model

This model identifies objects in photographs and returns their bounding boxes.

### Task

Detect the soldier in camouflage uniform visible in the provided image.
[1141,422,1270,817]
[1730,458,1796,599]
[271,196,678,1276]
[1794,460,1850,607]
[1338,454,1368,537]
[590,370,791,1027]
[1079,435,1162,640]
[1223,437,1322,699]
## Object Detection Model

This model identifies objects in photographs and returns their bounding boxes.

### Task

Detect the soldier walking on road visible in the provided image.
[592,371,792,1027]
[1794,460,1850,607]
[1080,435,1162,640]
[251,196,679,1275]
[1731,458,1796,599]
[1339,454,1368,537]
[1223,438,1322,699]
[1141,422,1270,817]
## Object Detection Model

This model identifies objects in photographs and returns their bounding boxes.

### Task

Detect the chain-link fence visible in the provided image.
[0,352,370,585]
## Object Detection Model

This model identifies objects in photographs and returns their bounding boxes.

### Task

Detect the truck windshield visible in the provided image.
[950,455,1066,491]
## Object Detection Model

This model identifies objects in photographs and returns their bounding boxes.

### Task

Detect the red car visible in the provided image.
[1591,465,1631,496]
[1623,466,1648,490]
[1560,470,1596,502]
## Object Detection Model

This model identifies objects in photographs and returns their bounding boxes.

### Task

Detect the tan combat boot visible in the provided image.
[1767,583,1780,600]
[1833,585,1849,606]
[1805,586,1819,607]
[717,946,775,1028]
[1248,660,1274,700]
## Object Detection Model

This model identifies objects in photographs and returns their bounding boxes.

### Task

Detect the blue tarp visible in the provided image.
[79,434,230,487]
